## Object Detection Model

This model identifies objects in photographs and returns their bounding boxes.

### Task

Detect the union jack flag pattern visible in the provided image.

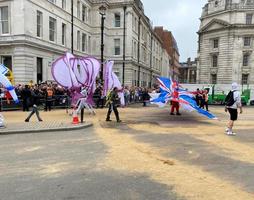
[150,77,217,119]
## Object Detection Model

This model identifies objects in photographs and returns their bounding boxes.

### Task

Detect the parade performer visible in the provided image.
[0,64,19,127]
[0,64,19,104]
[75,87,96,123]
[52,52,100,118]
[106,87,121,122]
[151,77,217,119]
[103,61,125,106]
[103,61,124,122]
[170,81,181,115]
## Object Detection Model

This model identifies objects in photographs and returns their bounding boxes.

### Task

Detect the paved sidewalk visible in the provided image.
[0,110,93,134]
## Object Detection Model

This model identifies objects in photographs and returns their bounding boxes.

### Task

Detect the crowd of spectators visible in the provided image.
[93,85,157,108]
[0,82,69,111]
[0,81,159,111]
[195,88,209,111]
[0,82,211,113]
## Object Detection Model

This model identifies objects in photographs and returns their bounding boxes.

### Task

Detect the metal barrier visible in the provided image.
[0,95,71,111]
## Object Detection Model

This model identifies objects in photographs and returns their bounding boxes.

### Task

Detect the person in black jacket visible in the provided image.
[25,87,43,122]
[21,85,31,111]
[142,88,150,107]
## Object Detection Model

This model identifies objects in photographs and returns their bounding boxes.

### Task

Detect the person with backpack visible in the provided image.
[224,82,243,136]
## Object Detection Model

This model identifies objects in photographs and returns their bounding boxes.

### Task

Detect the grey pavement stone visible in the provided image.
[0,121,92,135]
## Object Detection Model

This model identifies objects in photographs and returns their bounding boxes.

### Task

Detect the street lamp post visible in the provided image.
[99,5,106,83]
[71,0,74,54]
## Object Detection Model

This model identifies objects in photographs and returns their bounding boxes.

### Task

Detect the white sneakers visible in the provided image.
[227,132,236,136]
[225,128,236,136]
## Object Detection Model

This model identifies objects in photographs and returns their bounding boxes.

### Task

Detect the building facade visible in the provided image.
[154,27,180,80]
[198,0,254,85]
[179,58,197,84]
[0,0,172,86]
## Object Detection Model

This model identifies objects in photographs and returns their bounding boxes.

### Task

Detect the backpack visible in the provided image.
[225,91,235,106]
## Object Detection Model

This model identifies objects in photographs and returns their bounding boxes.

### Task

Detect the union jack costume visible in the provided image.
[150,77,217,119]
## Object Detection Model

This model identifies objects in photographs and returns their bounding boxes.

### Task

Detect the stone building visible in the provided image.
[179,58,197,84]
[0,0,172,86]
[154,27,180,80]
[198,0,254,85]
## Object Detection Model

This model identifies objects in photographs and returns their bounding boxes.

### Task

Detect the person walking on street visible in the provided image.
[225,83,243,136]
[106,87,121,122]
[25,87,43,122]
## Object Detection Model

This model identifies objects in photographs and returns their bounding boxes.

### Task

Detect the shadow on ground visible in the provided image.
[0,169,184,200]
[135,133,254,194]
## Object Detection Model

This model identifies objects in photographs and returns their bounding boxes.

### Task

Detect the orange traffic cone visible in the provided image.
[72,108,79,125]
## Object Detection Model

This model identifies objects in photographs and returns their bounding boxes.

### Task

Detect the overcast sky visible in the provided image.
[142,0,207,62]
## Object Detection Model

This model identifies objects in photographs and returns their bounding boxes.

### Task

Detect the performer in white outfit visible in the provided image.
[76,88,95,123]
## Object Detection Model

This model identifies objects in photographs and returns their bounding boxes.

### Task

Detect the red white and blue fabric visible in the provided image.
[0,64,19,104]
[151,77,217,119]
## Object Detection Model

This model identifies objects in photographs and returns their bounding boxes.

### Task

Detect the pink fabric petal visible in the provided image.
[52,56,73,88]
[70,58,89,86]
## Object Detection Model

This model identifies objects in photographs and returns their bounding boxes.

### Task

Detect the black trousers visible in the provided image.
[106,103,120,121]
[204,101,209,111]
[25,106,42,121]
[45,100,52,111]
[80,108,84,123]
[23,99,29,111]
[96,98,104,108]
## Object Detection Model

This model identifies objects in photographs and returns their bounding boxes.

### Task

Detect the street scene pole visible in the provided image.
[99,5,106,83]
[71,0,74,54]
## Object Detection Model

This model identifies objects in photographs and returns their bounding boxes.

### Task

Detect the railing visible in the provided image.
[0,95,71,111]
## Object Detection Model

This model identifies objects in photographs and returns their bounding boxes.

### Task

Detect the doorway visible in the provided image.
[1,56,12,70]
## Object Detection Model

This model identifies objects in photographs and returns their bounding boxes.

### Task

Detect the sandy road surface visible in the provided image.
[92,105,254,200]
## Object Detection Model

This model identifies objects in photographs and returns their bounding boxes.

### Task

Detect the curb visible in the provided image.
[0,122,93,135]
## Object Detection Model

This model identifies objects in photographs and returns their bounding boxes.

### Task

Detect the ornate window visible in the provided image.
[211,74,217,84]
[37,11,43,37]
[212,55,218,67]
[244,37,251,47]
[246,14,253,24]
[114,13,121,27]
[243,54,250,66]
[114,39,121,55]
[0,6,9,34]
[49,17,56,42]
[213,39,219,48]
[242,74,249,85]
